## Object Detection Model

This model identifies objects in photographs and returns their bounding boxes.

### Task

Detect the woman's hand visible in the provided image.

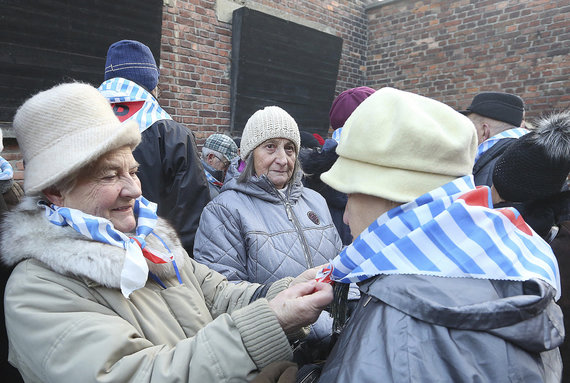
[268,281,333,336]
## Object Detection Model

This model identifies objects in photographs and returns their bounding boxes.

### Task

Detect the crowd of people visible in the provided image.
[0,39,568,383]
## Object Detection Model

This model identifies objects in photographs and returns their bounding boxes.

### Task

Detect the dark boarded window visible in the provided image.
[0,0,163,131]
[230,7,342,138]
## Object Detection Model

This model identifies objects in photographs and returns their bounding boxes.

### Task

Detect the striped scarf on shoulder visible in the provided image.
[474,128,529,163]
[98,78,172,133]
[317,176,561,299]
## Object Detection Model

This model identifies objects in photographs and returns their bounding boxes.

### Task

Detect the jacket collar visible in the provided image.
[1,196,187,289]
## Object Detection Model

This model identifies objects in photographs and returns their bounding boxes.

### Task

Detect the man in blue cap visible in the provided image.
[99,40,210,256]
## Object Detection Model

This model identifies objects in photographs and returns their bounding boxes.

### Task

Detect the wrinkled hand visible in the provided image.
[268,280,333,335]
[291,265,327,286]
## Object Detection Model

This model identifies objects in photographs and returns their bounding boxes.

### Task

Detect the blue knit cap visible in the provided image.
[104,40,159,92]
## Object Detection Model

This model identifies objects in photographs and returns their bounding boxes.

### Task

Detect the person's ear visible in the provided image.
[482,123,491,142]
[42,187,65,206]
[206,152,217,165]
[476,122,491,144]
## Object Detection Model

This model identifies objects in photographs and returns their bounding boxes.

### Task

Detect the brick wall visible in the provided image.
[6,0,569,183]
[366,0,570,121]
[159,0,370,145]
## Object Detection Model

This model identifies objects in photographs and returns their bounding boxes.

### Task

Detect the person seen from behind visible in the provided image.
[299,86,375,246]
[98,39,210,256]
[315,87,563,382]
[491,110,570,382]
[459,91,528,187]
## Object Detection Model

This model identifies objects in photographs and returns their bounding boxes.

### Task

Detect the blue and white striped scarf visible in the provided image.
[474,128,529,163]
[98,78,172,133]
[41,196,166,298]
[0,156,14,181]
[332,128,342,143]
[318,176,561,299]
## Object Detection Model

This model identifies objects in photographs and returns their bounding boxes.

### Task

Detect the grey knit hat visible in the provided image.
[13,82,141,195]
[240,106,301,160]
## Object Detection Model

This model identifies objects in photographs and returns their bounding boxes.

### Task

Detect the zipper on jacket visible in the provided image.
[269,178,314,269]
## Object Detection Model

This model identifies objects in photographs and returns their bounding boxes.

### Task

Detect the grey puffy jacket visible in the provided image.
[320,274,564,383]
[194,164,342,284]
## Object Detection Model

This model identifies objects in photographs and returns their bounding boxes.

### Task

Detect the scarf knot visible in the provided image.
[41,196,171,297]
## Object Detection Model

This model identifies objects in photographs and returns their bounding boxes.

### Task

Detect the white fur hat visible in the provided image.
[321,87,478,203]
[13,82,141,195]
[240,106,301,160]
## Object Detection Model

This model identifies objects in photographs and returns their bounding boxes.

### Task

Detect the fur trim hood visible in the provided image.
[1,196,187,289]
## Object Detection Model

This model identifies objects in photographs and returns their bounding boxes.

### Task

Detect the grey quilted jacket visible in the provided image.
[193,163,342,284]
[320,274,564,382]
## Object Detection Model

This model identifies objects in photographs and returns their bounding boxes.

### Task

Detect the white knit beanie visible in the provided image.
[240,106,301,160]
[13,82,141,196]
[321,87,478,203]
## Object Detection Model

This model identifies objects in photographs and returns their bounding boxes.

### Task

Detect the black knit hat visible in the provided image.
[459,92,524,127]
[300,130,321,148]
[493,133,570,202]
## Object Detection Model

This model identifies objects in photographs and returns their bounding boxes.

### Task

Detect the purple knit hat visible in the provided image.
[329,86,376,131]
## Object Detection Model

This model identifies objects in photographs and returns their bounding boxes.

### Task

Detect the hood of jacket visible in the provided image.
[221,159,304,203]
[361,273,564,353]
[1,196,187,289]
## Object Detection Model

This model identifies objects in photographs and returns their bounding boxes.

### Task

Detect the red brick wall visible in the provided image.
[159,0,369,145]
[6,0,569,183]
[366,0,570,121]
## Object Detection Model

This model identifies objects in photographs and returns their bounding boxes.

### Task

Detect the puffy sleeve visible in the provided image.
[193,198,251,282]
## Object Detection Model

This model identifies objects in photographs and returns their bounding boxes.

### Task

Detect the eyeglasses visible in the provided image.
[215,155,230,168]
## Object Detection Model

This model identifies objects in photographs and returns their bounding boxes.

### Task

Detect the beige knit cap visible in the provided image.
[321,87,478,203]
[13,82,141,195]
[240,106,301,160]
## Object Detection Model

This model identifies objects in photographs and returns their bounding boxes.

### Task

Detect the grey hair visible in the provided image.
[202,146,222,160]
[469,113,514,134]
[528,110,570,162]
[42,161,97,198]
[237,152,303,188]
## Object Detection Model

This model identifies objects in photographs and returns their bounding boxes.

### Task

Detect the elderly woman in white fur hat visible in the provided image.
[2,83,333,383]
[314,87,564,382]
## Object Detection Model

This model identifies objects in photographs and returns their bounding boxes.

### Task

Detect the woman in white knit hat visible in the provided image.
[194,105,343,362]
[2,83,333,382]
[314,87,563,382]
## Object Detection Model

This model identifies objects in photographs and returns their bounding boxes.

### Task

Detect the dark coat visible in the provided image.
[497,190,570,381]
[133,119,210,255]
[473,138,517,186]
[299,141,352,245]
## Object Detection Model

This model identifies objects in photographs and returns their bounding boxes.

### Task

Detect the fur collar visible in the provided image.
[1,196,187,289]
